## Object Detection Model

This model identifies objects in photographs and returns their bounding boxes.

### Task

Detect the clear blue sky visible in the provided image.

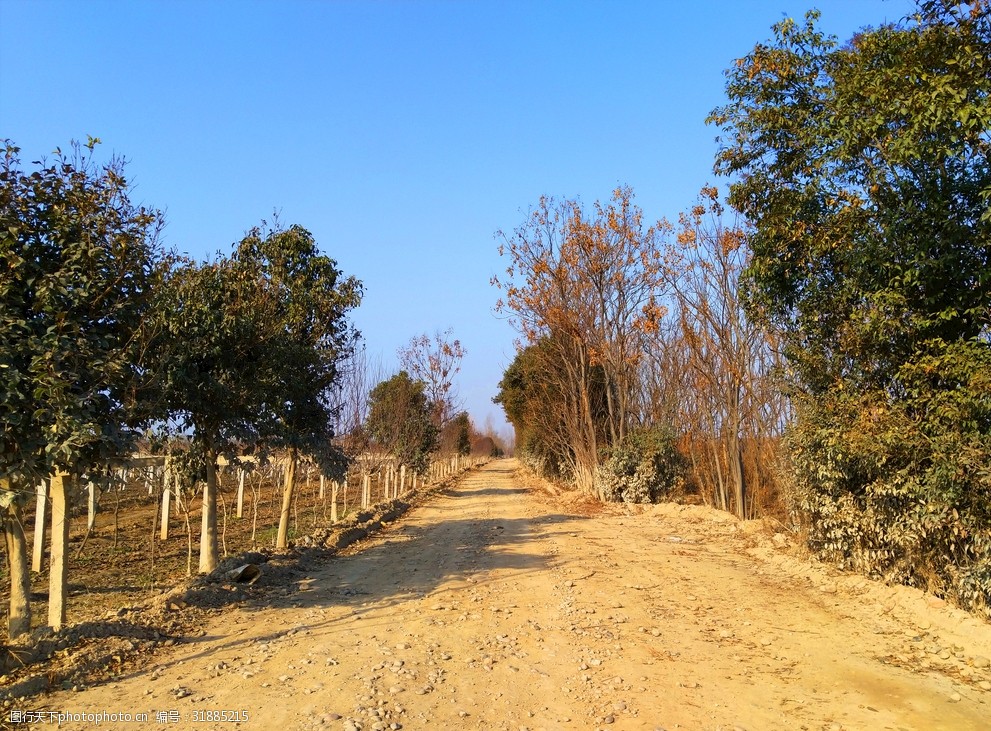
[0,0,915,438]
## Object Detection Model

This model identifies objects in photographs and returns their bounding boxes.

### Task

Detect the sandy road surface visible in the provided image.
[30,460,991,730]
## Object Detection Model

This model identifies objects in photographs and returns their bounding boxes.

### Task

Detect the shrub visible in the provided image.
[595,428,684,504]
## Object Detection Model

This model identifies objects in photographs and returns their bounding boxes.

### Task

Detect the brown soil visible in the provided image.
[4,459,991,730]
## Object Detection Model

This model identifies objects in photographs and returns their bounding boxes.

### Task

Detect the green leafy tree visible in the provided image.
[365,372,438,475]
[152,255,269,573]
[454,412,472,457]
[439,411,472,456]
[709,2,991,609]
[1,138,162,631]
[494,336,609,484]
[235,223,362,549]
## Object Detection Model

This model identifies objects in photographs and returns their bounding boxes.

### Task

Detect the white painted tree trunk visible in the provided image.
[87,481,97,531]
[199,450,220,574]
[32,478,47,573]
[160,469,171,540]
[48,471,72,630]
[236,469,245,519]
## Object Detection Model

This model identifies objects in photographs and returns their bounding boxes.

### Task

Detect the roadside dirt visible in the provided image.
[17,460,991,730]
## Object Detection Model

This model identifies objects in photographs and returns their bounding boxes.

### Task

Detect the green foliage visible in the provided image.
[451,411,472,457]
[234,223,362,471]
[365,371,438,474]
[0,139,162,490]
[494,336,609,482]
[710,3,991,611]
[151,255,268,451]
[709,5,990,393]
[792,339,991,614]
[494,339,567,479]
[595,428,684,504]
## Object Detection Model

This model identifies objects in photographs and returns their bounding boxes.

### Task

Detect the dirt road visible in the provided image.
[28,460,991,730]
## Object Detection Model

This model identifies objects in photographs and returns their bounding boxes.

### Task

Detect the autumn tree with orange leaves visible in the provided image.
[494,186,669,494]
[652,188,787,518]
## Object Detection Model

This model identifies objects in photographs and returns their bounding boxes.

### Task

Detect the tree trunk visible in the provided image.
[727,428,747,520]
[3,492,31,640]
[727,387,747,520]
[199,448,219,574]
[31,478,47,573]
[48,471,72,630]
[276,451,298,549]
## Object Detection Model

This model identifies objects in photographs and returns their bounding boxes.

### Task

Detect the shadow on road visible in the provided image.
[105,463,587,680]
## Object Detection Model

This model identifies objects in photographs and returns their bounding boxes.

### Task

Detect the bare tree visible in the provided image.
[398,329,465,428]
[656,188,788,517]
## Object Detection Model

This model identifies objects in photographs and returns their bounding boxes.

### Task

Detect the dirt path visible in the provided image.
[28,460,991,730]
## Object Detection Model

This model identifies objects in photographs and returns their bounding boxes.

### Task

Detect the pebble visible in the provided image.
[973,656,990,669]
[978,680,991,691]
[949,692,962,702]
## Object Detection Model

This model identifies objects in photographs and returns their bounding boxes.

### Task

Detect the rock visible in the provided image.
[972,656,990,669]
[977,680,991,691]
[227,563,261,583]
[949,692,962,702]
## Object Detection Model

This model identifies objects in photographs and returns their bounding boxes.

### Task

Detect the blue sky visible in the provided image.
[0,0,915,437]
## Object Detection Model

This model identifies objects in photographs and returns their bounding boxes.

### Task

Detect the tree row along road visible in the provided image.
[37,461,991,730]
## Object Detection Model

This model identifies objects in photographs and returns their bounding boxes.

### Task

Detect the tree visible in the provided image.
[708,2,991,608]
[365,372,438,475]
[1,138,162,631]
[494,187,668,492]
[439,411,473,457]
[235,223,362,549]
[656,188,787,518]
[152,255,269,573]
[327,343,386,458]
[398,329,466,428]
[494,335,608,484]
